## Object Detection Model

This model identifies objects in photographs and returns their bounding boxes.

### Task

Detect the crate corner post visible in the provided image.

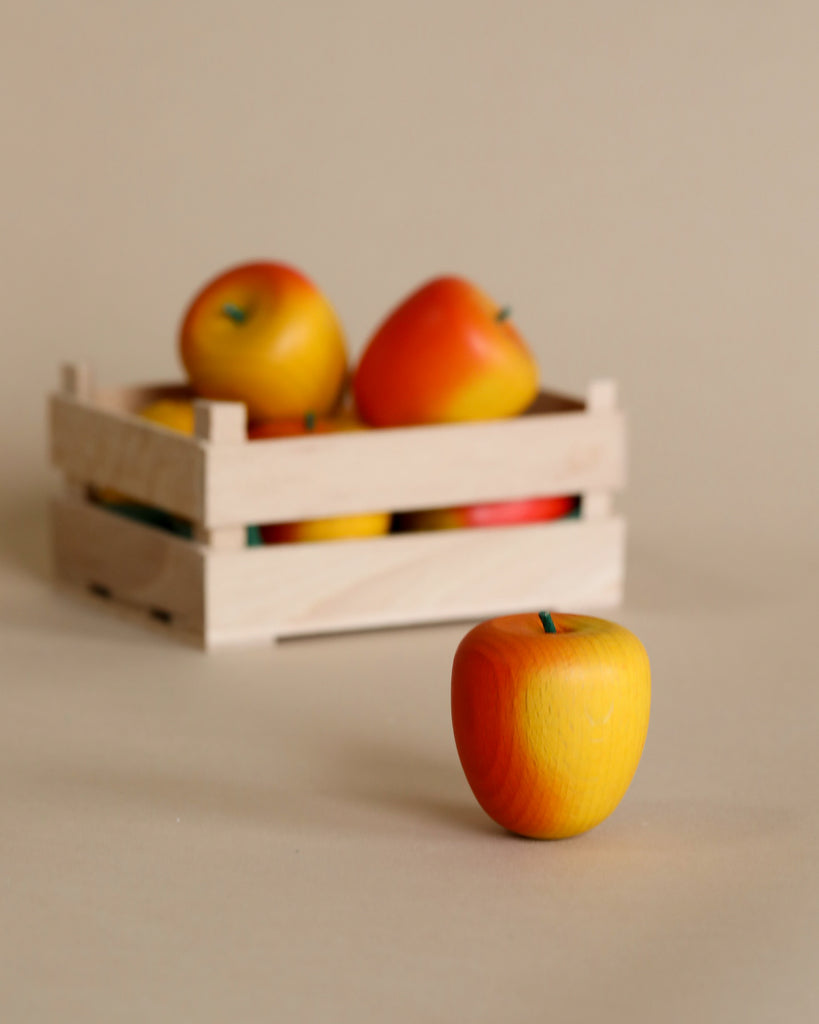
[581,377,621,522]
[193,398,248,550]
[53,361,97,501]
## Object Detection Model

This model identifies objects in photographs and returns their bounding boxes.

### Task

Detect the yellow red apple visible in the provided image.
[138,398,196,435]
[352,275,540,427]
[249,414,391,542]
[396,494,578,532]
[451,612,651,839]
[179,261,348,423]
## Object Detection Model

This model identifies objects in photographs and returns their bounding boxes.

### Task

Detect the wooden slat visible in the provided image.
[51,496,206,643]
[204,517,626,646]
[203,407,626,528]
[50,394,206,521]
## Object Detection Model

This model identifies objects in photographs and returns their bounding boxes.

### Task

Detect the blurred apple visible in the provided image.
[395,494,578,532]
[179,261,348,422]
[138,397,196,434]
[353,275,539,427]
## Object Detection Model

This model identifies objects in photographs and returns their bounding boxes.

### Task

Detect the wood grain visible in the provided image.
[51,496,206,644]
[204,517,626,646]
[203,403,626,528]
[50,394,206,521]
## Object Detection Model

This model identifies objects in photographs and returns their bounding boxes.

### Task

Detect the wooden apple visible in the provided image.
[396,495,578,532]
[451,612,651,839]
[249,414,392,542]
[179,261,348,422]
[138,398,196,435]
[352,276,540,427]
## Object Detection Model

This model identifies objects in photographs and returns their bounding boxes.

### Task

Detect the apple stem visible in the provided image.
[539,611,557,634]
[304,411,316,431]
[496,305,512,322]
[222,303,247,324]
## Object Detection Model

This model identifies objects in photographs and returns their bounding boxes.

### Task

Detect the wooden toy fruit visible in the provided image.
[179,261,348,422]
[352,275,539,427]
[451,612,650,839]
[138,398,196,434]
[396,495,578,532]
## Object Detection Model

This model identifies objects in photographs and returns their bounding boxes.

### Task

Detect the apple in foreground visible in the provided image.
[395,494,578,532]
[451,612,650,839]
[352,275,539,427]
[249,414,391,542]
[179,261,348,422]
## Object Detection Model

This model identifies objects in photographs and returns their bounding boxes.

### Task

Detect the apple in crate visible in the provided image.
[452,612,651,839]
[139,398,196,434]
[352,275,539,427]
[396,494,578,532]
[179,261,348,422]
[249,414,391,542]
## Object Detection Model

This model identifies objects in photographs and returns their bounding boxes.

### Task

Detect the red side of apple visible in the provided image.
[352,276,540,427]
[395,494,578,532]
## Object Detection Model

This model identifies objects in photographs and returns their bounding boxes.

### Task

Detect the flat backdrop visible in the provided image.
[1,3,817,1022]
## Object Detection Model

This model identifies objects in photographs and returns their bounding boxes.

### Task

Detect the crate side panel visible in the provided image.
[51,497,206,639]
[50,394,205,520]
[204,410,625,527]
[204,517,625,646]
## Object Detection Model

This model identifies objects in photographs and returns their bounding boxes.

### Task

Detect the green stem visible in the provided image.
[304,411,317,432]
[222,303,247,325]
[496,305,512,322]
[539,611,557,634]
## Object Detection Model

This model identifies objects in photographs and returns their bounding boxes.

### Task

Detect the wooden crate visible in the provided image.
[49,363,627,648]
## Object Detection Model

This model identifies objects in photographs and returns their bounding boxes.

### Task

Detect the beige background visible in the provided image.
[1,2,817,1021]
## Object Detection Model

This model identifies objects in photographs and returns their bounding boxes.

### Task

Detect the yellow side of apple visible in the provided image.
[452,612,651,839]
[138,398,196,435]
[179,261,348,422]
[265,511,392,544]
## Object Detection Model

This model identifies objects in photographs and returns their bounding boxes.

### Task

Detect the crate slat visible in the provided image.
[51,496,206,642]
[204,517,625,646]
[50,394,206,521]
[203,407,625,528]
